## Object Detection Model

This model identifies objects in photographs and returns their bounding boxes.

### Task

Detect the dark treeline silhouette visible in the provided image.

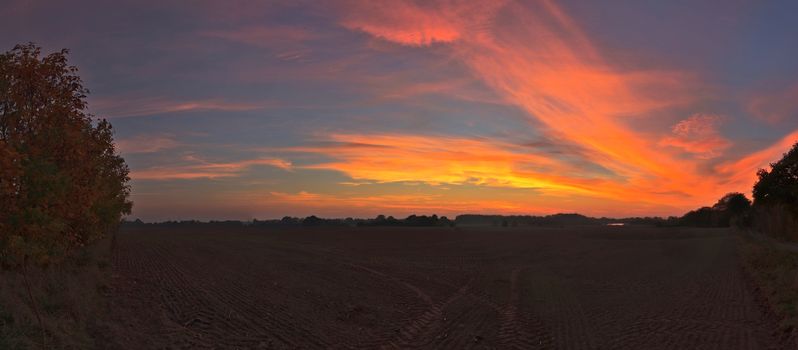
[120,183,778,232]
[356,214,454,227]
[677,141,797,237]
[123,213,678,228]
[457,213,594,227]
[123,214,455,228]
[678,192,751,228]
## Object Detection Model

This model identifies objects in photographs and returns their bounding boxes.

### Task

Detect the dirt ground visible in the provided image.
[104,225,784,349]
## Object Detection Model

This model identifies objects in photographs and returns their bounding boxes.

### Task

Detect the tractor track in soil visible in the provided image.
[106,226,784,349]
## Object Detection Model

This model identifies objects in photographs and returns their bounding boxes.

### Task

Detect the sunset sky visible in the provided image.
[3,0,798,221]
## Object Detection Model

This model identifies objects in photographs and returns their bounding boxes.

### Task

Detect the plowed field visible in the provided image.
[105,225,782,349]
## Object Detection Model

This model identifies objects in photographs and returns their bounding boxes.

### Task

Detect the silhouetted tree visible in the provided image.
[302,215,323,226]
[680,207,715,227]
[714,193,751,215]
[710,192,752,227]
[752,142,798,238]
[753,142,798,206]
[280,216,299,226]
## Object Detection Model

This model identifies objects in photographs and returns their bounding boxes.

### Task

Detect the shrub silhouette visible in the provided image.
[713,192,752,227]
[753,142,798,206]
[679,207,716,227]
[677,193,752,228]
[752,141,798,239]
[0,43,131,269]
[713,192,751,215]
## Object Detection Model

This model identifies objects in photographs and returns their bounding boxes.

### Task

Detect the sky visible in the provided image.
[2,0,797,221]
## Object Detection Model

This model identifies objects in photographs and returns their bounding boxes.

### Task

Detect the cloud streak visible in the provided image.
[116,134,181,154]
[659,114,731,159]
[716,129,798,190]
[334,0,727,208]
[126,1,798,217]
[92,97,265,118]
[131,156,292,180]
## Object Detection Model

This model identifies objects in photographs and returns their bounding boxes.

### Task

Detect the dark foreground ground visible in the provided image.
[105,225,782,349]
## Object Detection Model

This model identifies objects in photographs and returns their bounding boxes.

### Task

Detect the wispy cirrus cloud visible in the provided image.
[92,96,266,118]
[123,0,797,216]
[715,129,798,189]
[131,156,292,180]
[274,133,716,213]
[339,0,481,46]
[335,0,721,207]
[287,133,587,190]
[659,114,731,159]
[116,133,181,154]
[10,0,798,221]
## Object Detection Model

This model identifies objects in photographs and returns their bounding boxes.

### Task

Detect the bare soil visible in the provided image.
[104,225,784,349]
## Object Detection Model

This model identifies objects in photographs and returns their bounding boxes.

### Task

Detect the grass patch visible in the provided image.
[0,237,114,349]
[738,231,798,341]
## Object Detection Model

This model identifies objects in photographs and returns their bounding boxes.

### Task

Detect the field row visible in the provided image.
[107,226,780,349]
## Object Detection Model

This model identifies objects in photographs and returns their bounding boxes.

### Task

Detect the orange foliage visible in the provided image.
[0,44,131,268]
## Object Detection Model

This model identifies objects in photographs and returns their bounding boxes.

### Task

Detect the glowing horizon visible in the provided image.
[4,0,797,221]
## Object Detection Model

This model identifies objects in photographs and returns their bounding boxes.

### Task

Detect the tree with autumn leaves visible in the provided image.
[0,43,131,269]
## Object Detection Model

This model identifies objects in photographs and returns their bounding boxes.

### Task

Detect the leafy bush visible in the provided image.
[753,142,798,239]
[754,142,798,206]
[0,43,131,269]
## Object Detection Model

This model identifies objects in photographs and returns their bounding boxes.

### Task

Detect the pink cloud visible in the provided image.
[116,134,180,154]
[131,156,293,180]
[659,114,731,159]
[339,0,505,47]
[91,96,266,118]
[716,129,798,190]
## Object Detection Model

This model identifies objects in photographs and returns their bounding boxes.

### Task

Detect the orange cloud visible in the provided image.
[339,0,506,47]
[132,157,292,180]
[659,114,731,159]
[291,133,594,193]
[716,129,798,190]
[263,190,543,217]
[276,133,720,213]
[340,3,457,46]
[128,1,798,219]
[336,0,723,211]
